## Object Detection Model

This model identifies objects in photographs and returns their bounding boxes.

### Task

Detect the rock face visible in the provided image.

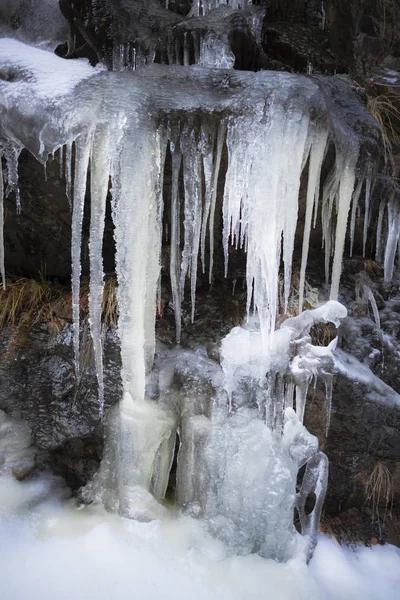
[0,0,400,546]
[0,324,121,487]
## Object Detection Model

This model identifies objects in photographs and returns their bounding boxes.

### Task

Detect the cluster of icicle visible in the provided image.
[0,44,385,417]
[0,35,385,559]
[108,0,263,71]
[188,0,253,16]
[110,30,235,72]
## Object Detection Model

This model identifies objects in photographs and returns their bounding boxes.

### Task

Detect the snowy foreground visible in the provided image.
[0,474,399,600]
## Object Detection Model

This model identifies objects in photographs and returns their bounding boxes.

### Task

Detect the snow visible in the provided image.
[0,38,100,99]
[0,473,400,600]
[310,534,400,600]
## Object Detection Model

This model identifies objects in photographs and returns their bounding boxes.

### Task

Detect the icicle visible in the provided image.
[59,145,64,179]
[209,120,226,283]
[5,145,22,215]
[281,108,310,315]
[175,38,181,65]
[110,120,160,402]
[71,132,92,379]
[320,1,326,29]
[363,168,372,257]
[295,383,309,424]
[167,33,174,65]
[330,156,358,300]
[188,0,201,17]
[349,178,363,257]
[183,32,190,67]
[323,373,333,436]
[144,126,167,370]
[284,381,294,410]
[224,98,310,342]
[0,156,4,290]
[170,135,183,343]
[376,198,386,262]
[193,31,200,64]
[366,285,381,332]
[298,129,328,312]
[321,167,339,287]
[65,141,73,209]
[200,122,216,273]
[180,125,203,323]
[272,375,285,433]
[89,125,110,418]
[384,197,400,284]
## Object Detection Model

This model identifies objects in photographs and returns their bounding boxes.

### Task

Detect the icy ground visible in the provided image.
[0,474,399,600]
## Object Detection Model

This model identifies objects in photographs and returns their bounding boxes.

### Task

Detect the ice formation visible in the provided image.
[0,13,385,562]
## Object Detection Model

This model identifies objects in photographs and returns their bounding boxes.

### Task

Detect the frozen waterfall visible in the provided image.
[0,30,383,561]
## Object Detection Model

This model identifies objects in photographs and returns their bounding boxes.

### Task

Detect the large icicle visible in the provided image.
[363,167,373,257]
[329,156,358,300]
[89,124,111,418]
[107,119,177,517]
[71,133,92,378]
[200,121,216,273]
[349,178,363,257]
[224,94,312,343]
[208,120,226,283]
[384,197,400,284]
[298,129,328,311]
[169,128,183,343]
[144,126,167,370]
[111,124,157,401]
[180,124,203,323]
[376,197,386,262]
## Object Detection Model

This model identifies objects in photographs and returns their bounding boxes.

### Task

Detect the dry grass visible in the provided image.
[367,92,400,172]
[0,274,118,338]
[364,461,394,522]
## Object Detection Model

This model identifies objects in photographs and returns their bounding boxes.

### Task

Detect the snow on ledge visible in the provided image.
[0,38,102,98]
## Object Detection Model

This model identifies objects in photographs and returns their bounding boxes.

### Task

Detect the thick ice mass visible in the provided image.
[0,35,383,561]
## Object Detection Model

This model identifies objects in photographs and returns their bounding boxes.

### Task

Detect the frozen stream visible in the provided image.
[0,474,399,600]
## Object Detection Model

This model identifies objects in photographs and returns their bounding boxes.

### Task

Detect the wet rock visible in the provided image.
[0,323,121,474]
[263,23,338,74]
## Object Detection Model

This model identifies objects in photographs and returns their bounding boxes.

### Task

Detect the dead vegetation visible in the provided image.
[364,460,394,522]
[367,92,400,172]
[0,274,118,339]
